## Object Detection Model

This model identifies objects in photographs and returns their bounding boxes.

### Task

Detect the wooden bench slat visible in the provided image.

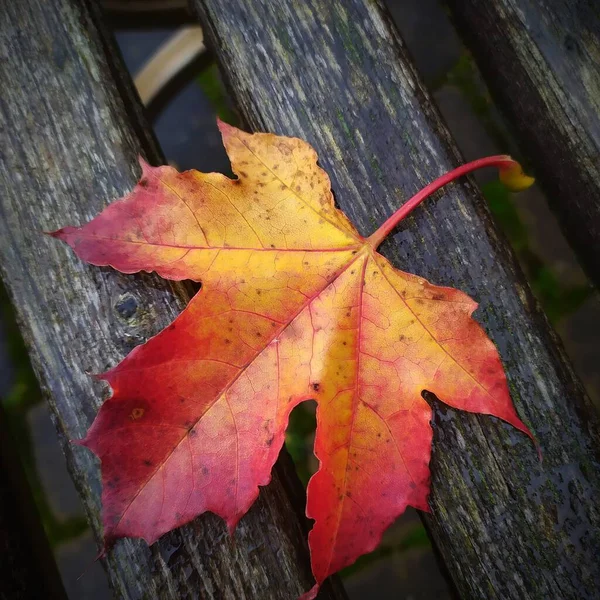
[0,1,347,598]
[190,0,600,597]
[446,0,600,287]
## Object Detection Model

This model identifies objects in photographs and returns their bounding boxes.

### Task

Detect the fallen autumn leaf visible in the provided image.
[51,120,535,599]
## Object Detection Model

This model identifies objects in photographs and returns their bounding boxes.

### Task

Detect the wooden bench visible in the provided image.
[1,0,599,598]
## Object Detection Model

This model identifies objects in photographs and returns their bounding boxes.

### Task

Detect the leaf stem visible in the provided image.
[366,155,534,249]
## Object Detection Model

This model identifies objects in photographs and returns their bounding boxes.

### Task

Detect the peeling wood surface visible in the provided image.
[190,0,600,597]
[446,0,600,287]
[0,0,347,598]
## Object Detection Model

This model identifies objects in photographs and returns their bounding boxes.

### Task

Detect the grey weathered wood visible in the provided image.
[446,0,600,288]
[190,0,600,598]
[0,0,347,598]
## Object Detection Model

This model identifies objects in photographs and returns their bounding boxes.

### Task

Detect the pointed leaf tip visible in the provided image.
[216,117,235,136]
[137,156,152,178]
[45,228,66,239]
[298,584,319,600]
[47,227,81,246]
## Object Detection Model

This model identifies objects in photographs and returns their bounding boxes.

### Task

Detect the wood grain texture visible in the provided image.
[446,0,600,287]
[0,0,346,598]
[189,0,600,598]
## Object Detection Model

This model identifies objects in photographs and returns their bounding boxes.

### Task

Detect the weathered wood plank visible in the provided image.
[190,0,600,597]
[0,0,346,598]
[446,0,600,287]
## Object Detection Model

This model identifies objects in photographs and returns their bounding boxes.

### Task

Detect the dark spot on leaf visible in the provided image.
[202,466,209,476]
[266,435,274,447]
[143,459,153,467]
[225,338,231,344]
[312,382,320,391]
[129,407,145,420]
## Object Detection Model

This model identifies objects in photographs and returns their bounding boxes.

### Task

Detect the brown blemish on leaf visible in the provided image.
[130,408,145,420]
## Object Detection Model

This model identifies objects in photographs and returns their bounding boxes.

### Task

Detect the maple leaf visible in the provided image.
[51,121,534,599]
